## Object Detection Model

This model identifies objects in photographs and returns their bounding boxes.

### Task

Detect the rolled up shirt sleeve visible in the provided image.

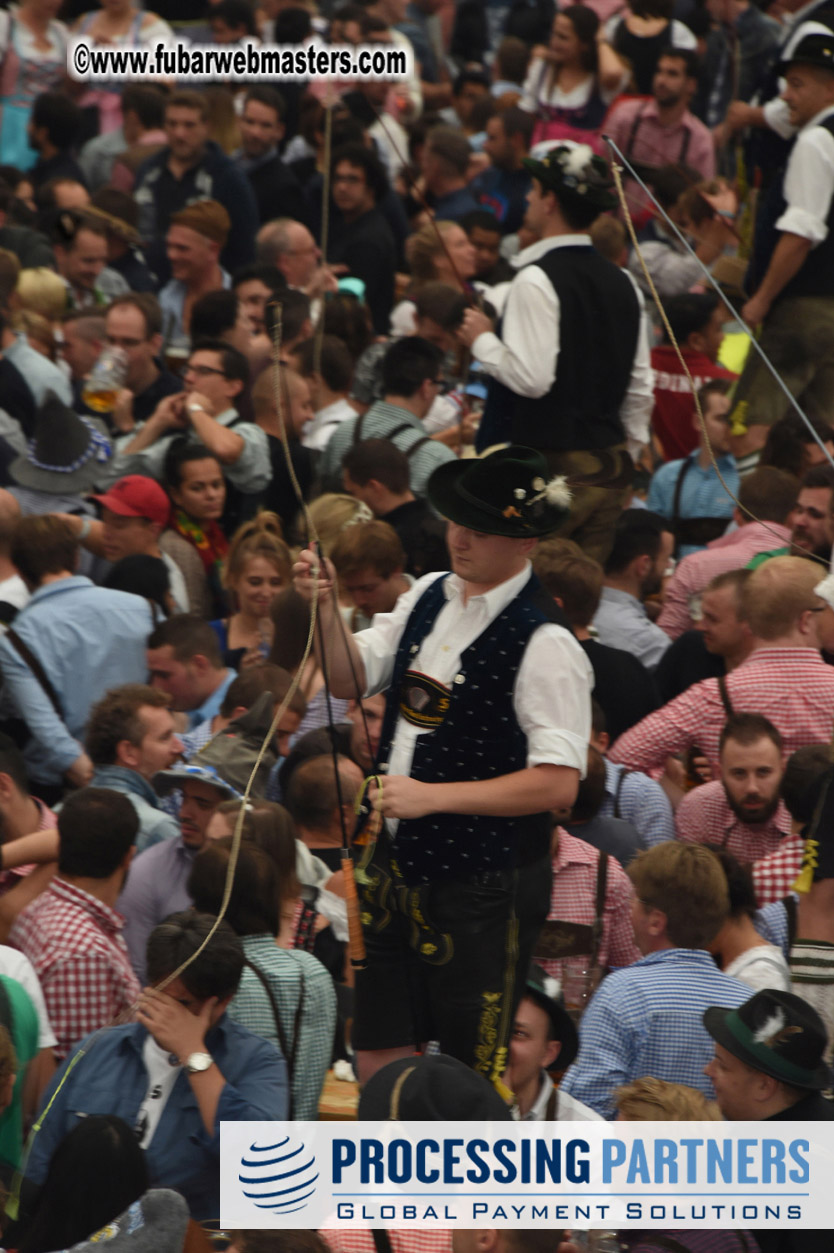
[221,420,272,494]
[776,124,834,244]
[515,624,593,773]
[472,267,560,398]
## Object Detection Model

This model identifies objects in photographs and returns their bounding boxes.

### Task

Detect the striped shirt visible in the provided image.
[610,648,834,774]
[318,400,456,499]
[227,933,336,1121]
[601,760,675,848]
[559,947,751,1119]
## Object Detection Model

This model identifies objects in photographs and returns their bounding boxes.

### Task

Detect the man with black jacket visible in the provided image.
[235,87,310,228]
[134,90,258,285]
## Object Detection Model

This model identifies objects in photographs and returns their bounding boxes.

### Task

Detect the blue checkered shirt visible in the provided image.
[227,934,337,1121]
[559,948,751,1119]
[599,759,675,848]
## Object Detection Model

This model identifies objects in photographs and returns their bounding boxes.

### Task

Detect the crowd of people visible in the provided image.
[0,0,829,1250]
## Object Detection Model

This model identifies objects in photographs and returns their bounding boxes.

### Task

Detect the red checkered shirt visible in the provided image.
[610,648,834,774]
[658,522,792,639]
[9,877,140,1060]
[537,828,642,981]
[321,1233,453,1253]
[752,834,804,907]
[675,781,792,862]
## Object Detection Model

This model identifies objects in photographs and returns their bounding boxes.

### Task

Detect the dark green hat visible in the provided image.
[703,990,830,1090]
[427,445,572,538]
[522,142,618,212]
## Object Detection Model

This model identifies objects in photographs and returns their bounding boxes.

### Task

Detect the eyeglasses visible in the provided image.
[186,364,226,378]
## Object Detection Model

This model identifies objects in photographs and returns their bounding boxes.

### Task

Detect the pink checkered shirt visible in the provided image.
[321,1233,453,1253]
[658,522,792,639]
[9,877,140,1060]
[610,648,834,774]
[537,827,642,980]
[675,781,792,862]
[752,834,804,907]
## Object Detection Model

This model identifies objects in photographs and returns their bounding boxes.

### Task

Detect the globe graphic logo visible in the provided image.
[239,1136,319,1214]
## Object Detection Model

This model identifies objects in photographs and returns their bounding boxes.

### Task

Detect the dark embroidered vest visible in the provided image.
[375,571,569,886]
[477,247,640,454]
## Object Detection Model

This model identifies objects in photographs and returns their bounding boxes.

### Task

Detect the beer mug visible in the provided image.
[82,346,128,413]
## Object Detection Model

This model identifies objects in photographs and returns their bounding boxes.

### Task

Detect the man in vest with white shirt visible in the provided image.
[294,447,592,1098]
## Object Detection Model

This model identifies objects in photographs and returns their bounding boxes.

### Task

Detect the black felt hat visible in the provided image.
[703,990,831,1090]
[522,142,618,212]
[427,445,572,538]
[10,392,111,494]
[779,31,834,75]
[524,963,580,1070]
[357,1053,514,1121]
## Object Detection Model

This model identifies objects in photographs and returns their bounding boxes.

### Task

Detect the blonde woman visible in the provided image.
[391,219,477,337]
[212,512,292,669]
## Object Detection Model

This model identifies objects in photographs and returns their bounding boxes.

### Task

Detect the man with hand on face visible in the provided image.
[109,339,270,520]
[675,713,792,860]
[24,912,288,1222]
[294,446,592,1094]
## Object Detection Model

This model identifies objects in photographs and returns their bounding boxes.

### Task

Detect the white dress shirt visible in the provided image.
[355,563,593,785]
[471,235,654,452]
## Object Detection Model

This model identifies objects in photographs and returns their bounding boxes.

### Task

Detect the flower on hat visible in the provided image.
[527,474,572,511]
[753,1007,802,1049]
[560,144,595,177]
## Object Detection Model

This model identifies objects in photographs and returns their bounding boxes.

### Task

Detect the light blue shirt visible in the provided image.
[0,577,153,785]
[102,407,271,496]
[648,451,738,557]
[600,757,675,848]
[5,332,72,406]
[187,667,235,730]
[592,585,672,671]
[159,268,231,355]
[559,948,750,1119]
[91,765,181,854]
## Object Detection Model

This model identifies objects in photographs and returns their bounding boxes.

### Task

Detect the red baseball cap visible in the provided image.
[92,475,170,526]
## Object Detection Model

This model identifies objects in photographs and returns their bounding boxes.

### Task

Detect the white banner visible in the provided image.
[219,1121,834,1230]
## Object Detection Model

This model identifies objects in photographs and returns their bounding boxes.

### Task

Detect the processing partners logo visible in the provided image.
[238,1134,319,1216]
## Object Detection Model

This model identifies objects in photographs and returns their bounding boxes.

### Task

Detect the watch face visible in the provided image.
[187,1051,213,1073]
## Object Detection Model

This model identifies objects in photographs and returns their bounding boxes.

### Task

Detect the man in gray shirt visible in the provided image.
[319,337,456,498]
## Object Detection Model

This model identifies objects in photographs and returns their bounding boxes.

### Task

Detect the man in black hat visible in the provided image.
[505,966,600,1122]
[731,32,834,431]
[704,989,833,1121]
[704,990,833,1253]
[294,445,592,1094]
[458,143,653,563]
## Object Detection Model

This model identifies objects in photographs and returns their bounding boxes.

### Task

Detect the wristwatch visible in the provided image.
[187,401,206,414]
[184,1051,213,1074]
